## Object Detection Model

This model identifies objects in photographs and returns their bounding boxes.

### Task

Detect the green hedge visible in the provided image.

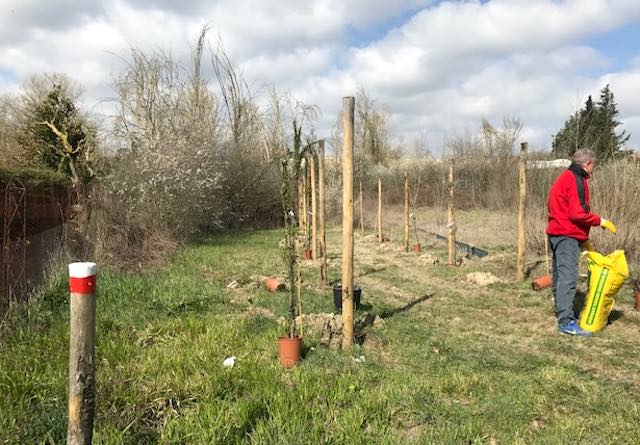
[0,166,69,188]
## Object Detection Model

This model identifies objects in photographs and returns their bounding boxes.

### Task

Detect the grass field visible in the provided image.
[2,211,640,444]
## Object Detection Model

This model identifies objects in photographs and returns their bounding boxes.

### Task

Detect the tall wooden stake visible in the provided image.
[302,169,308,242]
[403,173,409,252]
[377,178,382,242]
[297,179,303,233]
[297,269,303,338]
[318,140,328,285]
[516,142,528,281]
[447,163,456,266]
[68,262,97,445]
[544,231,550,276]
[341,97,355,349]
[359,180,364,237]
[310,154,318,260]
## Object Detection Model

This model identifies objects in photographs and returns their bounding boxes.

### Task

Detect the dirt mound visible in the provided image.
[466,271,503,286]
[282,312,385,349]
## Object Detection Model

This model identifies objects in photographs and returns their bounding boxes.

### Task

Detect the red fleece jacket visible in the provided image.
[546,169,601,241]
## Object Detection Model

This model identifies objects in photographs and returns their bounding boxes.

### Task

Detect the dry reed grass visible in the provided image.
[328,156,640,272]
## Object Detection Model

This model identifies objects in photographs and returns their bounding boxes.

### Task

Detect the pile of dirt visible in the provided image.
[465,271,503,286]
[282,312,385,349]
[418,252,440,264]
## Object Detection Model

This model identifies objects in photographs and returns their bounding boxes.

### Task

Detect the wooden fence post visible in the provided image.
[447,163,456,266]
[404,173,409,252]
[517,142,528,281]
[310,153,318,260]
[302,167,308,243]
[68,262,97,445]
[359,180,364,237]
[377,178,382,242]
[318,140,328,285]
[298,178,303,234]
[544,231,550,276]
[341,97,355,349]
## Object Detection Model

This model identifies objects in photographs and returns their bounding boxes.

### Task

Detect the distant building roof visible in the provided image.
[527,159,571,169]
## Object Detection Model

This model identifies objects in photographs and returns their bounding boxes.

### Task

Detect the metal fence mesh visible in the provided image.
[1,177,75,322]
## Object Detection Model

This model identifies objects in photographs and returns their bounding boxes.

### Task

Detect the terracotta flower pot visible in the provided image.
[278,336,302,368]
[531,274,552,290]
[412,243,421,253]
[263,277,285,292]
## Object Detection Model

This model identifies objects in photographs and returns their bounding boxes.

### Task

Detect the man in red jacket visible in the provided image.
[546,148,617,336]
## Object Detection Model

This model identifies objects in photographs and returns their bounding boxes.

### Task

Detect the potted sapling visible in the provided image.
[277,120,313,368]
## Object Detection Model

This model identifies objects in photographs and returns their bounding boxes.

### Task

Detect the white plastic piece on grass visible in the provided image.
[223,356,236,368]
[353,355,365,363]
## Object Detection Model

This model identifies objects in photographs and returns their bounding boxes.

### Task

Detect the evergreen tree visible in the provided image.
[593,84,630,160]
[552,85,630,160]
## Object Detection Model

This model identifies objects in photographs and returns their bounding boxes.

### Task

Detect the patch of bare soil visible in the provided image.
[465,271,503,286]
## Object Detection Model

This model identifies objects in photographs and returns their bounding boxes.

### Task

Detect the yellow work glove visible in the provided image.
[580,240,594,252]
[600,218,617,234]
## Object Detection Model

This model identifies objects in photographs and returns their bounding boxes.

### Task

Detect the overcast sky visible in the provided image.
[1,0,640,154]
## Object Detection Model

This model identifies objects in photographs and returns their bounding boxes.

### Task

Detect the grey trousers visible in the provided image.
[549,236,580,325]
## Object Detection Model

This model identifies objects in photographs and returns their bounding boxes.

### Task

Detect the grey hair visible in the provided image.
[572,148,597,166]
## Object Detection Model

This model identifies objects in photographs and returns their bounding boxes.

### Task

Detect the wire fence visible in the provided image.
[0,177,87,323]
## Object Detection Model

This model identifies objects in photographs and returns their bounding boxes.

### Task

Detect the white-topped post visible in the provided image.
[67,262,97,445]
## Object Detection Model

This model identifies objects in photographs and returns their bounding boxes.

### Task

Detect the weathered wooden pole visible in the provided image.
[544,231,550,276]
[359,180,364,237]
[318,140,328,285]
[516,142,528,281]
[310,153,318,260]
[447,163,456,266]
[297,269,303,338]
[302,167,308,241]
[403,173,409,252]
[297,178,303,233]
[341,96,355,349]
[377,178,382,242]
[68,262,97,445]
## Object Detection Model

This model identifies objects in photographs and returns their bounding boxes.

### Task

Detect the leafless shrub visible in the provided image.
[96,27,317,267]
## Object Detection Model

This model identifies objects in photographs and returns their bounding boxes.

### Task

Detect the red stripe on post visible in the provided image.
[69,275,96,294]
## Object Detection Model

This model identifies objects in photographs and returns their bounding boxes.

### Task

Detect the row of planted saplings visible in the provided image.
[265,105,461,369]
[269,103,543,370]
[58,100,535,445]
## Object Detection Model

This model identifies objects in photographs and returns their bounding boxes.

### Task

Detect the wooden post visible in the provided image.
[310,154,318,260]
[447,163,456,266]
[516,142,528,281]
[318,140,328,285]
[403,173,409,252]
[359,180,364,237]
[68,262,97,445]
[297,269,303,338]
[297,178,303,233]
[341,97,355,349]
[377,178,382,242]
[302,168,308,241]
[544,232,550,276]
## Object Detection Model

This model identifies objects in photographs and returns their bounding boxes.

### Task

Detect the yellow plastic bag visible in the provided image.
[579,250,629,333]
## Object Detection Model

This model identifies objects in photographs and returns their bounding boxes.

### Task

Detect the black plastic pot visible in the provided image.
[333,285,362,312]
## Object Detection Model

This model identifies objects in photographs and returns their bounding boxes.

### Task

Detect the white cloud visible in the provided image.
[1,0,640,152]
